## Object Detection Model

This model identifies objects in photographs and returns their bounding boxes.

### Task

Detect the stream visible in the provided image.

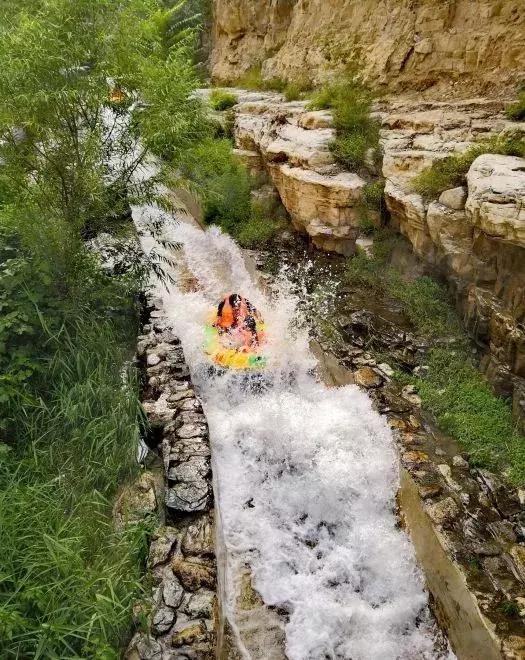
[133,194,454,659]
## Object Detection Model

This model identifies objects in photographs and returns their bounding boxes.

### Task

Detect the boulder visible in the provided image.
[466,154,525,248]
[438,186,467,210]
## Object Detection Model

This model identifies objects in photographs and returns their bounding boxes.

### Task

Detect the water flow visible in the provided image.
[135,206,451,659]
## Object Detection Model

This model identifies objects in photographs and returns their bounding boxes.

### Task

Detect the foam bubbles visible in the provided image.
[135,214,453,660]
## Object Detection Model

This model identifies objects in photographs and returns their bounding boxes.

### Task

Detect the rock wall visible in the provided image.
[211,0,525,98]
[127,297,216,660]
[205,88,374,256]
[378,97,525,430]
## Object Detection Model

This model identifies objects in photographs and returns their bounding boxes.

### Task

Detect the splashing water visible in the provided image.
[135,205,452,659]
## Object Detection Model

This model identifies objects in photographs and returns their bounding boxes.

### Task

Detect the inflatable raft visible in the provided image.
[204,294,267,370]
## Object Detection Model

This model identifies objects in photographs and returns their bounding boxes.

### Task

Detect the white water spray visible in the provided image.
[135,203,452,659]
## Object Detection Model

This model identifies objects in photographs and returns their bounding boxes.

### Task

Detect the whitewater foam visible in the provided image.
[134,209,452,659]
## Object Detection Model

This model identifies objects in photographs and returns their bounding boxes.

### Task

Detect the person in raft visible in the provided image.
[214,293,264,351]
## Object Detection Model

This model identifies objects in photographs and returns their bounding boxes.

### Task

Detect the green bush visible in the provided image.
[505,91,525,121]
[412,135,525,200]
[357,214,377,236]
[309,76,380,170]
[180,138,252,233]
[235,198,287,248]
[234,65,266,90]
[209,88,238,111]
[0,321,150,658]
[363,179,385,211]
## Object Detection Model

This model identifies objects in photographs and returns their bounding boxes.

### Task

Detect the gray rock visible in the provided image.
[149,528,180,567]
[182,516,215,557]
[378,363,395,378]
[147,353,162,367]
[166,481,211,513]
[176,423,207,439]
[163,576,185,609]
[426,496,460,526]
[152,605,176,635]
[126,633,162,660]
[167,389,194,403]
[168,458,210,483]
[452,455,469,469]
[438,186,467,210]
[183,589,216,619]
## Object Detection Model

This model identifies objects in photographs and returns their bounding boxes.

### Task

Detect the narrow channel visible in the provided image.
[134,199,453,659]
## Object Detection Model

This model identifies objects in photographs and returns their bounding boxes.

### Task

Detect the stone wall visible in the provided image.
[211,0,525,98]
[126,296,216,660]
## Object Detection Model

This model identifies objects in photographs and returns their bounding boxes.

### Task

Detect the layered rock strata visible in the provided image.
[206,88,373,256]
[379,98,525,430]
[127,298,216,660]
[211,0,525,98]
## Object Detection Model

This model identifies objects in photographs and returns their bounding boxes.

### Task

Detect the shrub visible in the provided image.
[309,76,380,170]
[180,138,252,232]
[412,135,525,200]
[235,198,287,248]
[209,88,238,111]
[363,179,385,211]
[505,91,525,121]
[234,65,266,90]
[357,214,377,236]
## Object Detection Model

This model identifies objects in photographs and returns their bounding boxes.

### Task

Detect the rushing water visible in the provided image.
[134,200,452,659]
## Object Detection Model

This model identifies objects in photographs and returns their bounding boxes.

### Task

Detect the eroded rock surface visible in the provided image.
[211,0,525,98]
[380,98,525,429]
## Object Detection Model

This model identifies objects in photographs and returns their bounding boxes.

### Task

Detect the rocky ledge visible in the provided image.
[204,88,376,256]
[126,296,216,660]
[209,89,525,430]
[380,98,525,432]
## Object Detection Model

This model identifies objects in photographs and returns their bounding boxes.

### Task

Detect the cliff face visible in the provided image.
[211,0,525,97]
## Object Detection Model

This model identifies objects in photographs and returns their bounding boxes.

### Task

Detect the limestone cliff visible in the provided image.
[211,0,525,98]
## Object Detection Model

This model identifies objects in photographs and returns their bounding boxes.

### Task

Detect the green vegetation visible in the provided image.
[309,76,380,170]
[236,197,287,248]
[346,231,525,483]
[180,138,252,231]
[412,135,525,200]
[180,138,285,246]
[500,600,521,618]
[234,65,274,90]
[210,89,238,111]
[0,0,207,655]
[231,64,311,100]
[0,323,152,658]
[505,91,525,121]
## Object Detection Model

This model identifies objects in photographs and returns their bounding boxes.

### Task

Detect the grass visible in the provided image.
[232,65,311,100]
[0,320,152,658]
[209,88,237,111]
[505,91,525,121]
[235,197,287,248]
[308,75,380,170]
[345,230,525,483]
[412,134,525,200]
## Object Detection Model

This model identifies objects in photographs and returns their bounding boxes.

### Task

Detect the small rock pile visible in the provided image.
[126,297,216,660]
